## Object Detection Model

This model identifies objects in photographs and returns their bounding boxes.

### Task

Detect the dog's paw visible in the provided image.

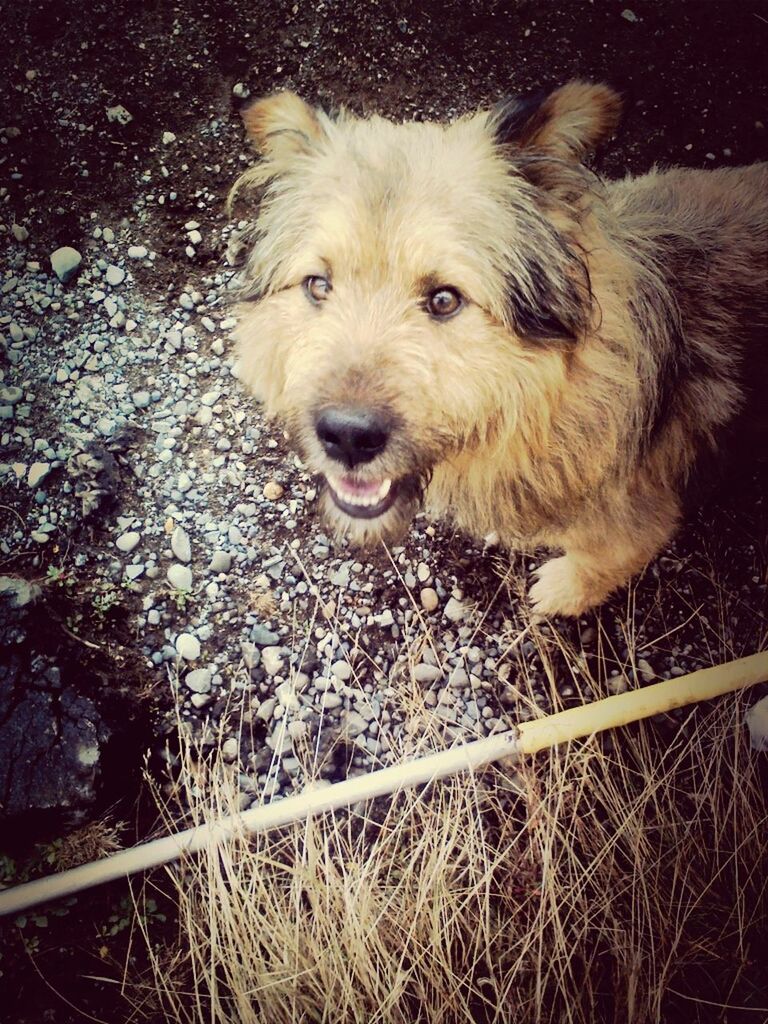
[529,555,605,618]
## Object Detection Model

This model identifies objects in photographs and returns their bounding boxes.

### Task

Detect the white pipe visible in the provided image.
[1,650,766,918]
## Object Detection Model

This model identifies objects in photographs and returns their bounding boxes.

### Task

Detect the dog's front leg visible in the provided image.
[528,488,680,617]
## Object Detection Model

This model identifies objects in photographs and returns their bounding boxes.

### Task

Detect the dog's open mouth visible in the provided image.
[325,473,398,519]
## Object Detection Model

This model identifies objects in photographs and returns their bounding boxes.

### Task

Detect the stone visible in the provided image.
[171,525,191,563]
[105,265,125,286]
[106,104,133,124]
[448,667,469,689]
[0,386,23,405]
[127,244,148,259]
[116,531,141,553]
[262,480,284,500]
[444,597,467,623]
[162,131,177,144]
[275,681,300,711]
[414,663,442,684]
[175,633,200,661]
[185,668,212,693]
[132,390,151,409]
[255,698,277,722]
[251,623,279,646]
[0,576,42,608]
[340,710,369,739]
[261,646,285,676]
[420,587,439,612]
[331,660,353,681]
[50,246,82,283]
[27,462,51,488]
[208,550,232,573]
[221,737,240,762]
[167,563,193,591]
[12,223,29,242]
[321,692,343,710]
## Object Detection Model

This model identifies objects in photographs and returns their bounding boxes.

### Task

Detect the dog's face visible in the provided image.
[233,84,619,544]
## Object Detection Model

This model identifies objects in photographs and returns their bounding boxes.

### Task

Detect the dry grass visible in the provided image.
[128,627,768,1024]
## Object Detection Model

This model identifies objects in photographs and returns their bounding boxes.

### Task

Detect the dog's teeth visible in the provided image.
[377,478,392,499]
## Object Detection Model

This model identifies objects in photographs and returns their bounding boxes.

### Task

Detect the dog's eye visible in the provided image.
[303,275,332,305]
[426,287,463,319]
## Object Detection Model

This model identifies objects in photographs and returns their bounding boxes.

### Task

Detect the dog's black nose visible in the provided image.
[315,407,390,468]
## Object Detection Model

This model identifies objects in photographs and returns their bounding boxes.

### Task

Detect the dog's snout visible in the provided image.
[315,407,390,468]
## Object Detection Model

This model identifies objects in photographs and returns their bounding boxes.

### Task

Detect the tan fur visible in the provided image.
[231,83,768,616]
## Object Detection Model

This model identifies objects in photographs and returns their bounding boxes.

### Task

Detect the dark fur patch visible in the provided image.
[490,91,547,146]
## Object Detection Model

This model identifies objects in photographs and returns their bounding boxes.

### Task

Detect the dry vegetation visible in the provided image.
[122,590,768,1024]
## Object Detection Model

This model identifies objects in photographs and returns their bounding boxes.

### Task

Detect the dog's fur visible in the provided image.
[231,82,768,616]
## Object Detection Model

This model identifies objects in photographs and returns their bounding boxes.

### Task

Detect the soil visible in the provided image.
[1,0,767,1021]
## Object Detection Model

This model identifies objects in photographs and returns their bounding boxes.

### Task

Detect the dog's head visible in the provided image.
[231,82,620,544]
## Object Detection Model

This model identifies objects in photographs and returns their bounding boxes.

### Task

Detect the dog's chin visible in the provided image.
[319,472,421,546]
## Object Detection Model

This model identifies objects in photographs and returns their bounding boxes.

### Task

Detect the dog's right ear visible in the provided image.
[492,82,621,162]
[241,92,326,162]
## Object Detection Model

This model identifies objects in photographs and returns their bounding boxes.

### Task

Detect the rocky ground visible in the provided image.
[1,0,767,1019]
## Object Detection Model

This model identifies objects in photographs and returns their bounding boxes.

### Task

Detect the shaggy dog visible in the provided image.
[230,82,767,617]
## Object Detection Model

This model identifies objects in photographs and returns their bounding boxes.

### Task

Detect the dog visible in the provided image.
[230,82,768,617]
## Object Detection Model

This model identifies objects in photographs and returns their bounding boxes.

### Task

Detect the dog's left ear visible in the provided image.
[492,81,621,162]
[241,91,326,163]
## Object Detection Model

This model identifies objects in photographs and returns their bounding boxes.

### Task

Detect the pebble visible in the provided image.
[175,633,201,661]
[331,660,353,681]
[221,738,239,762]
[321,692,343,710]
[132,390,151,409]
[0,386,23,405]
[27,462,51,488]
[116,531,141,553]
[167,563,193,591]
[209,550,232,573]
[251,624,280,646]
[50,246,82,283]
[275,681,300,711]
[162,131,177,144]
[263,480,284,500]
[255,698,277,722]
[444,597,467,623]
[261,646,285,676]
[185,668,212,693]
[171,525,192,563]
[105,265,125,286]
[12,224,29,242]
[414,663,442,684]
[420,587,439,612]
[127,245,148,259]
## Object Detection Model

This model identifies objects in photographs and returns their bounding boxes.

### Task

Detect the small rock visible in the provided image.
[261,646,285,676]
[27,462,51,488]
[331,660,353,681]
[185,668,212,693]
[171,525,191,563]
[127,245,148,259]
[255,698,277,722]
[50,246,82,283]
[175,633,201,661]
[221,737,239,762]
[132,390,151,409]
[0,576,42,608]
[200,390,220,407]
[414,663,442,684]
[448,667,469,689]
[106,104,133,124]
[0,386,23,405]
[321,692,343,710]
[208,550,232,573]
[287,720,308,742]
[262,480,284,500]
[232,82,250,99]
[621,8,638,22]
[105,265,125,286]
[162,131,177,144]
[420,587,439,612]
[116,531,141,553]
[12,224,29,242]
[444,597,467,623]
[275,681,300,711]
[167,563,193,591]
[340,710,368,739]
[251,623,280,646]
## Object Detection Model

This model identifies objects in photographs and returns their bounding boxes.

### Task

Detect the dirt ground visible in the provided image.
[1,0,767,1020]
